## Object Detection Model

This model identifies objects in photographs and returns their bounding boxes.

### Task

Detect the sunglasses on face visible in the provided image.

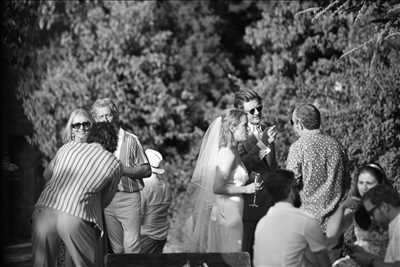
[247,106,262,115]
[71,121,91,130]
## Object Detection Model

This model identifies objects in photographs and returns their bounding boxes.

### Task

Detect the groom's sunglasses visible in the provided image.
[247,106,262,115]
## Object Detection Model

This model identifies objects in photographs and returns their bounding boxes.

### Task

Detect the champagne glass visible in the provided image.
[249,173,261,207]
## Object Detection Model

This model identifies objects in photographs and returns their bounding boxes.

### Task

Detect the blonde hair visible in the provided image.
[219,109,246,147]
[62,108,93,143]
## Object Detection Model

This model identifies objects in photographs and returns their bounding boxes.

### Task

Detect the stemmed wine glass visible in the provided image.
[249,172,262,207]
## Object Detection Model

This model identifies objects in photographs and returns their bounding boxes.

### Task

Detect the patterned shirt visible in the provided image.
[36,141,123,234]
[286,130,348,230]
[115,128,149,192]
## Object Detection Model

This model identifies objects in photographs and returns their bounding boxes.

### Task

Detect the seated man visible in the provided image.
[350,184,400,267]
[253,169,331,267]
[140,149,172,254]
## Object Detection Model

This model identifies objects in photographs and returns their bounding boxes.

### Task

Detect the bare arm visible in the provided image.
[326,197,360,238]
[213,148,255,195]
[123,163,151,180]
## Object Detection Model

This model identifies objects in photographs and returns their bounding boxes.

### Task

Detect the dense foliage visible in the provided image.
[2,1,399,244]
[240,1,400,191]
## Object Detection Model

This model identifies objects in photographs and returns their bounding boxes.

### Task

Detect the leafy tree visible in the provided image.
[4,0,399,249]
[15,0,236,205]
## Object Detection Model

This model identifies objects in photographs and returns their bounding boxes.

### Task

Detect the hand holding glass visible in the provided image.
[249,173,262,207]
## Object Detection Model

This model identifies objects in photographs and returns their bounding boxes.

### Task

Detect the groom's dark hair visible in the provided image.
[262,169,297,203]
[234,89,262,109]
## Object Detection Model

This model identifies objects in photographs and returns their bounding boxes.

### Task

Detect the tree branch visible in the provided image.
[294,7,321,19]
[340,38,375,59]
[312,0,343,23]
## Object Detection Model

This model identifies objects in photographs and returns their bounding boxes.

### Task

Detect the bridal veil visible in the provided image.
[184,116,222,252]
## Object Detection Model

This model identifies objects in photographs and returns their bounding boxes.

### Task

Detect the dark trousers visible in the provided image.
[139,235,166,254]
[242,220,257,260]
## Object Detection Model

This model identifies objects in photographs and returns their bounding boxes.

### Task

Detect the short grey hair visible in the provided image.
[294,104,321,130]
[91,98,119,118]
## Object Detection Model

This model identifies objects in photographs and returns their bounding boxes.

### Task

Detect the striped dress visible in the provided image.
[36,141,123,234]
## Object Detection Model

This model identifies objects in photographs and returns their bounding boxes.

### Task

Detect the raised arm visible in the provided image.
[326,196,360,239]
[213,147,255,195]
[261,125,277,170]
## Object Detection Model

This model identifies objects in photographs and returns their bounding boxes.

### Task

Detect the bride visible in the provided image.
[185,108,256,252]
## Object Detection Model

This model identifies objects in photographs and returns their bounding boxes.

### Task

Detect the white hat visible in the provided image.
[145,149,165,174]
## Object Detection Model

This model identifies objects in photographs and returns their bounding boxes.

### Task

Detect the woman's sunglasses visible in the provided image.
[71,121,91,130]
[247,106,262,115]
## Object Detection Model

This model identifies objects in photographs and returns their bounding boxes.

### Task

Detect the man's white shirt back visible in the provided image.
[253,202,327,267]
[385,213,400,263]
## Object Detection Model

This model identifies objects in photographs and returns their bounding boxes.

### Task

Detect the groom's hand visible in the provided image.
[261,125,277,144]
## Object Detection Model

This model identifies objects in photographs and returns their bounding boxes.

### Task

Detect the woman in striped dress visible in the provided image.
[57,108,93,267]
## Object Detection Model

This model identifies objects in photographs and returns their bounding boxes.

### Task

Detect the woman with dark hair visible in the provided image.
[327,163,392,267]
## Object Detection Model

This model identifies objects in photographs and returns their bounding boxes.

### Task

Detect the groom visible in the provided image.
[234,89,277,258]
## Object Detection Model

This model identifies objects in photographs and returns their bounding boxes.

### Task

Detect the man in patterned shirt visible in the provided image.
[286,103,349,231]
[32,122,123,267]
[92,98,151,254]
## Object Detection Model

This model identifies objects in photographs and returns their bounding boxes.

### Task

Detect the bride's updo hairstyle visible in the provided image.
[219,108,246,148]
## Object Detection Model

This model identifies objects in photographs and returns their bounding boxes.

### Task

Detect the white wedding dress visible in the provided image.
[184,116,249,252]
[207,161,249,252]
